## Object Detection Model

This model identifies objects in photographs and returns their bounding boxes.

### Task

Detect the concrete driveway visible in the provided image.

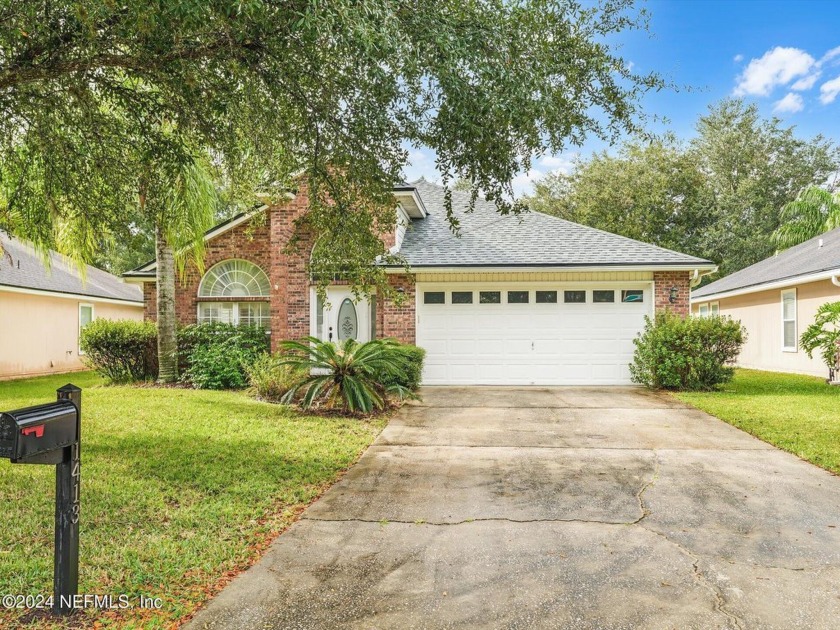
[187,388,840,629]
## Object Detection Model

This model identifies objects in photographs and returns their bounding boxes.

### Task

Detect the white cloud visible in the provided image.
[733,54,744,63]
[819,76,840,104]
[510,152,579,196]
[734,46,816,96]
[773,92,804,113]
[821,45,840,64]
[538,153,577,174]
[792,73,820,90]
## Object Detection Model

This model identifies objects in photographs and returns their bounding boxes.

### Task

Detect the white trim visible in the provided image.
[781,288,797,353]
[692,268,840,302]
[393,190,428,218]
[0,284,143,307]
[203,205,270,242]
[78,303,95,355]
[388,264,716,274]
[390,206,412,254]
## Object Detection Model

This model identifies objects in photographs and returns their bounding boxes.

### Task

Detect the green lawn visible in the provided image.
[0,372,386,628]
[675,368,840,474]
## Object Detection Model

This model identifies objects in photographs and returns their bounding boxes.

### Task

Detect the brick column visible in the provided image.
[378,274,416,344]
[142,282,157,321]
[653,271,692,317]
[269,187,313,350]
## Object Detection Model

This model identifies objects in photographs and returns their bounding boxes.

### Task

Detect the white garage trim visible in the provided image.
[416,281,654,386]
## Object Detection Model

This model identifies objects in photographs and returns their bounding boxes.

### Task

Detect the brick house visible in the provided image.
[124,179,714,385]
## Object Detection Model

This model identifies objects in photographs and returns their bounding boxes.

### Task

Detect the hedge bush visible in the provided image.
[373,342,426,391]
[178,323,270,390]
[79,319,158,383]
[630,311,746,391]
[246,354,305,402]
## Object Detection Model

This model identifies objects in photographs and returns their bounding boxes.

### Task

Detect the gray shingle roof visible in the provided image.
[693,227,840,299]
[396,179,714,268]
[0,233,143,303]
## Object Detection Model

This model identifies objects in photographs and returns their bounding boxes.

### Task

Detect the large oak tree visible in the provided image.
[527,99,839,277]
[1,0,665,379]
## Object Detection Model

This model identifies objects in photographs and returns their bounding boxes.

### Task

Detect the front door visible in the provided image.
[318,288,372,343]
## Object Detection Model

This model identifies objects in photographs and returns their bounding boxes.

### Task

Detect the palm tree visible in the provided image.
[139,155,217,383]
[773,186,840,250]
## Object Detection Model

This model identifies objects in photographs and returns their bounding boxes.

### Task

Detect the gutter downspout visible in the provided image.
[832,274,840,288]
[690,267,718,288]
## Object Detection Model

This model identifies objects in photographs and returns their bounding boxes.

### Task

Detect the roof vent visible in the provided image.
[819,238,824,248]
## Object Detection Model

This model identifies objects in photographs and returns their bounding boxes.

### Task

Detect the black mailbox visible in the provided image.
[1,384,81,616]
[0,400,78,463]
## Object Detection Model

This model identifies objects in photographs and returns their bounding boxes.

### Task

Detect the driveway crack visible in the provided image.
[630,450,660,525]
[640,525,745,630]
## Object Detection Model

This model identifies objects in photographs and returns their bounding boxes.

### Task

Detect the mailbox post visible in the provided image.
[0,384,81,616]
[55,385,81,615]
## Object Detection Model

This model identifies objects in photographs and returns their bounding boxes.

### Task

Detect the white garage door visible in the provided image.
[416,283,653,385]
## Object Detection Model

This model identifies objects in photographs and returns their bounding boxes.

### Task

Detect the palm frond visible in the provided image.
[774,186,840,250]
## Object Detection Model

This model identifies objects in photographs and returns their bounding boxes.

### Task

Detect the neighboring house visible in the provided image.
[0,233,144,380]
[692,229,840,378]
[124,179,714,385]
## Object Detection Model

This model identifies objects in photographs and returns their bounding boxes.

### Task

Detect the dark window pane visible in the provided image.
[452,291,473,304]
[535,291,557,303]
[621,289,644,303]
[424,291,445,304]
[479,291,501,304]
[564,290,586,303]
[593,290,615,303]
[507,291,529,303]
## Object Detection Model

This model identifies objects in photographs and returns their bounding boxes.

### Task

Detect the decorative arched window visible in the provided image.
[197,260,271,329]
[198,260,270,298]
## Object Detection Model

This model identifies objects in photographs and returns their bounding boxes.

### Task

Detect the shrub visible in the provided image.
[373,342,426,391]
[630,311,746,391]
[178,323,270,389]
[79,319,158,383]
[278,337,416,414]
[800,301,840,369]
[246,354,306,402]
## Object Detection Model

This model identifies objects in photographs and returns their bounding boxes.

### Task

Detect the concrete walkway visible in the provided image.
[186,387,840,629]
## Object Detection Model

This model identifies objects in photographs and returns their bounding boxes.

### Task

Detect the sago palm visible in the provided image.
[279,337,413,414]
[773,186,840,250]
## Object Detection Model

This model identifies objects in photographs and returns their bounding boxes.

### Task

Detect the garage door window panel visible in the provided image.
[424,291,445,304]
[593,290,615,303]
[621,290,644,303]
[564,290,586,303]
[452,291,474,304]
[508,291,529,304]
[479,291,501,304]
[535,291,557,303]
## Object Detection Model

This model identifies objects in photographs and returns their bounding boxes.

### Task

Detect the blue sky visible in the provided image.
[403,0,840,195]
